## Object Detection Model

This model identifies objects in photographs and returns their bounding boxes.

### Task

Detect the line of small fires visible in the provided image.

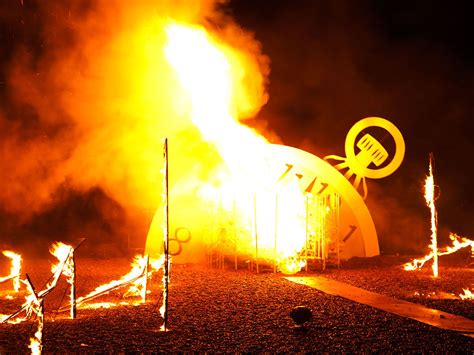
[2,155,473,354]
[0,240,168,354]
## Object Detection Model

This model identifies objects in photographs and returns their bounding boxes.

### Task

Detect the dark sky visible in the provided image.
[227,0,474,250]
[0,0,473,254]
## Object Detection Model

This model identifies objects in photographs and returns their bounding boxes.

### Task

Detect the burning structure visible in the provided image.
[0,2,408,274]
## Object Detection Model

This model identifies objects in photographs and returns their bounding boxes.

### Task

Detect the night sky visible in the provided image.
[0,0,473,255]
[228,0,474,251]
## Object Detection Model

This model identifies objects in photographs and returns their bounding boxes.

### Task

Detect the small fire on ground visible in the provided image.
[404,156,474,300]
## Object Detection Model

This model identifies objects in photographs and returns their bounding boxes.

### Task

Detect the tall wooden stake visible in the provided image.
[233,195,238,271]
[162,138,170,331]
[426,153,438,277]
[142,255,149,303]
[70,253,76,319]
[273,193,278,274]
[253,193,259,273]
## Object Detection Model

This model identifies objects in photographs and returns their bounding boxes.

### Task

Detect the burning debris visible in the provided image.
[1,241,81,324]
[73,255,164,310]
[1,240,169,353]
[405,233,474,273]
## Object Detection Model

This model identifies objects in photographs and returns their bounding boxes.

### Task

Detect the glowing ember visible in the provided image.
[0,250,22,292]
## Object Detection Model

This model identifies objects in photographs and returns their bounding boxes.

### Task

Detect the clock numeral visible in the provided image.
[277,163,329,196]
[278,163,294,182]
[305,177,317,193]
[342,225,357,242]
[317,183,328,195]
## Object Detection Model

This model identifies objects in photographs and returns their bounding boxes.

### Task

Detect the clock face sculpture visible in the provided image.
[145,117,405,265]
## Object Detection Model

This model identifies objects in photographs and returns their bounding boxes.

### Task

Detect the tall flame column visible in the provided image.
[426,154,438,277]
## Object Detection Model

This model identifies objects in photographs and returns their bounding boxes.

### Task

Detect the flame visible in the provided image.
[425,157,438,277]
[23,277,44,355]
[459,289,474,300]
[75,255,163,308]
[164,23,268,180]
[80,301,141,309]
[404,233,474,271]
[2,242,75,325]
[28,319,43,355]
[404,157,440,276]
[278,256,306,275]
[47,242,74,288]
[0,251,22,291]
[161,22,313,273]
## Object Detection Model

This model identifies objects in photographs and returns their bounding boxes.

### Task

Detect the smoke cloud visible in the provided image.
[0,0,270,254]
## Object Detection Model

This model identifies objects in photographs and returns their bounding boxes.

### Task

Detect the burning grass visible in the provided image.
[0,256,473,352]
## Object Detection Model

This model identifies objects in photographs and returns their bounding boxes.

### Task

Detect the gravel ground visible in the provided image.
[323,256,474,320]
[0,257,473,352]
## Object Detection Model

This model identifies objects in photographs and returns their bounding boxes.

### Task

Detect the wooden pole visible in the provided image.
[233,195,238,271]
[142,255,149,303]
[253,193,259,273]
[305,194,309,272]
[70,253,76,319]
[273,193,278,274]
[163,138,170,331]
